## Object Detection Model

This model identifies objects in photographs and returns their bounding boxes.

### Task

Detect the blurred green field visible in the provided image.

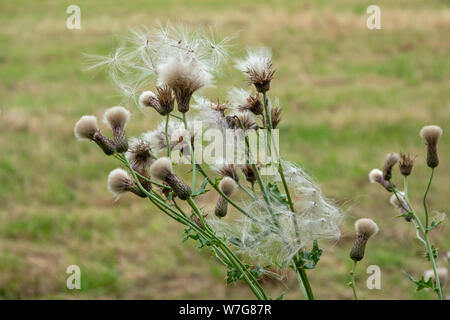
[0,0,449,299]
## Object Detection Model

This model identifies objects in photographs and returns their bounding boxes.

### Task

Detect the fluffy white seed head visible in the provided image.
[74,115,99,141]
[139,91,157,109]
[424,267,448,287]
[103,106,130,129]
[368,169,383,183]
[158,57,212,95]
[150,157,173,181]
[355,218,379,238]
[219,177,238,196]
[420,125,443,146]
[125,137,154,171]
[107,168,132,199]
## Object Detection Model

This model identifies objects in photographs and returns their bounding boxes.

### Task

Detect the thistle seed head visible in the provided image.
[158,57,212,113]
[399,153,416,176]
[227,112,258,131]
[390,193,412,221]
[126,138,155,172]
[235,47,275,93]
[350,218,378,261]
[420,125,443,168]
[219,177,238,197]
[150,157,173,181]
[355,218,379,238]
[107,168,146,199]
[139,91,160,110]
[382,152,399,181]
[242,165,257,186]
[103,106,131,153]
[103,106,130,130]
[368,168,392,191]
[238,95,263,115]
[214,196,229,218]
[74,115,99,141]
[156,85,175,115]
[216,164,240,183]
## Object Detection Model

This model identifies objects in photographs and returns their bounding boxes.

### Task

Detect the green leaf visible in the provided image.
[267,183,289,207]
[425,245,438,261]
[275,293,285,300]
[405,272,434,291]
[296,240,323,269]
[191,178,210,198]
[427,220,442,232]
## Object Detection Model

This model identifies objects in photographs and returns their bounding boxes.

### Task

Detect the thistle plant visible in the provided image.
[348,218,379,300]
[368,125,445,300]
[76,23,344,300]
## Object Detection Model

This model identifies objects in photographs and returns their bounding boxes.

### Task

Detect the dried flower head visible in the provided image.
[139,86,175,116]
[126,138,155,190]
[420,125,443,168]
[158,57,212,113]
[103,106,131,153]
[107,168,146,199]
[424,267,448,288]
[399,153,416,176]
[74,115,116,155]
[226,112,258,131]
[215,177,238,218]
[270,106,282,129]
[382,152,399,181]
[368,168,392,191]
[236,47,275,93]
[150,157,191,200]
[216,164,239,182]
[241,165,257,186]
[350,218,378,261]
[238,95,263,116]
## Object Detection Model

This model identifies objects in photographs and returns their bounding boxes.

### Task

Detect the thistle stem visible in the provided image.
[182,113,196,190]
[423,168,434,231]
[350,260,358,300]
[401,176,443,300]
[165,114,171,158]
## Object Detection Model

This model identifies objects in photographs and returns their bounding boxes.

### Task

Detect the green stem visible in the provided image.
[350,260,358,300]
[402,176,443,300]
[182,113,196,191]
[423,168,434,231]
[292,258,315,300]
[165,114,171,158]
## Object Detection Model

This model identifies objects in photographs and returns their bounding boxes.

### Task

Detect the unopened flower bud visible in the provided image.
[103,106,130,153]
[74,115,116,155]
[150,157,191,200]
[420,125,443,168]
[399,153,416,176]
[350,218,378,261]
[383,152,399,181]
[107,168,146,199]
[215,177,238,218]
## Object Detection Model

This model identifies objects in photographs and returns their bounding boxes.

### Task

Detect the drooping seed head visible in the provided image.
[74,115,99,141]
[355,218,379,238]
[219,177,238,197]
[107,168,145,199]
[139,91,159,109]
[399,153,416,176]
[216,164,240,183]
[420,125,443,168]
[368,168,392,191]
[390,193,412,221]
[383,152,399,181]
[150,157,173,181]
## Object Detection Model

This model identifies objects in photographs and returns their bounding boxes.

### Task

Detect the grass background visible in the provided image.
[0,0,449,299]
